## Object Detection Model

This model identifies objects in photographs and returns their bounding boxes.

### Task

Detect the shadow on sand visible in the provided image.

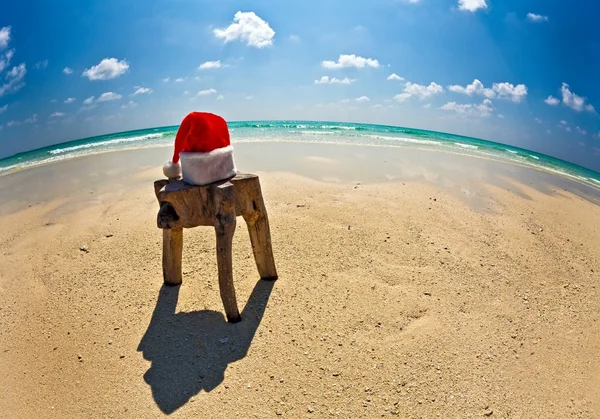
[137,279,275,414]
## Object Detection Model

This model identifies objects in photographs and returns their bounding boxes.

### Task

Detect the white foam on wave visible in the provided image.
[454,142,479,150]
[322,125,356,130]
[297,130,443,146]
[0,142,174,177]
[49,133,165,155]
[528,155,540,160]
[0,163,23,174]
[0,153,79,175]
[365,135,442,146]
[505,149,518,154]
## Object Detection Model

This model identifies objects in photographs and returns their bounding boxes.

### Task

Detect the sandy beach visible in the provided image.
[1,144,599,418]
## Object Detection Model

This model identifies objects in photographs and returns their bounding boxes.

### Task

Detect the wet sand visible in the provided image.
[0,144,599,418]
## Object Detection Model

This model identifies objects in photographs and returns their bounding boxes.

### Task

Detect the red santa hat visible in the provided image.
[163,112,237,185]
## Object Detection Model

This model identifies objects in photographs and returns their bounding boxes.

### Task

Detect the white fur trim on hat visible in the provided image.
[163,160,182,180]
[179,144,236,186]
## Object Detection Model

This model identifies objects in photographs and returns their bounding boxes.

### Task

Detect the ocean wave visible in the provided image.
[0,163,23,174]
[48,133,165,155]
[321,125,363,131]
[296,129,444,146]
[0,153,79,174]
[528,155,540,160]
[454,142,479,149]
[505,149,518,154]
[364,135,442,146]
[232,123,276,129]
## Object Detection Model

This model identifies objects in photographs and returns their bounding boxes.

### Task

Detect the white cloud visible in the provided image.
[561,83,595,112]
[34,59,48,70]
[50,112,65,117]
[0,28,15,76]
[198,60,223,70]
[162,77,170,82]
[0,49,14,73]
[544,95,559,106]
[197,88,217,96]
[448,79,495,98]
[133,87,153,95]
[63,67,73,75]
[492,82,528,103]
[0,104,7,113]
[372,104,384,108]
[404,0,420,3]
[0,63,26,97]
[314,76,355,85]
[174,77,186,82]
[97,92,122,102]
[395,81,444,102]
[394,93,412,102]
[450,80,527,102]
[64,97,76,104]
[121,101,137,109]
[289,35,301,42]
[497,114,505,119]
[183,90,190,96]
[557,121,572,132]
[7,113,37,127]
[423,103,431,109]
[440,98,494,117]
[355,96,370,103]
[387,73,404,81]
[527,13,549,22]
[83,96,95,105]
[458,0,487,12]
[0,26,10,49]
[214,11,275,48]
[535,117,542,123]
[322,54,380,70]
[246,95,253,100]
[217,95,224,100]
[82,58,129,80]
[575,126,587,135]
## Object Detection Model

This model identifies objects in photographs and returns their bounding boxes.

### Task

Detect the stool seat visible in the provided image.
[153,173,278,323]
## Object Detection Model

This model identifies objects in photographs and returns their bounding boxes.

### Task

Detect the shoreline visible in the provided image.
[0,141,600,210]
[2,121,599,191]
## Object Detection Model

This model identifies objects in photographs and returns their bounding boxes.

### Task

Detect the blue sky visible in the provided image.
[1,0,599,171]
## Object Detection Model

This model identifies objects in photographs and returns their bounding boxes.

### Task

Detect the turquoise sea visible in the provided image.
[1,120,599,189]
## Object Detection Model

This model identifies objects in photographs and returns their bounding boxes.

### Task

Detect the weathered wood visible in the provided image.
[157,202,181,229]
[162,228,183,285]
[241,178,278,281]
[153,173,277,322]
[213,182,240,323]
[154,174,262,228]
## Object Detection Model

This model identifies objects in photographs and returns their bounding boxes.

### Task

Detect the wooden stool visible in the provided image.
[153,173,278,323]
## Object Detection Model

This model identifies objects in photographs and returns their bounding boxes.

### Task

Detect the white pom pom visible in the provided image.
[163,160,181,179]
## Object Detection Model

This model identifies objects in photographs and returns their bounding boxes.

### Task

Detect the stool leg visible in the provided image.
[214,183,241,323]
[243,183,278,281]
[162,227,183,285]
